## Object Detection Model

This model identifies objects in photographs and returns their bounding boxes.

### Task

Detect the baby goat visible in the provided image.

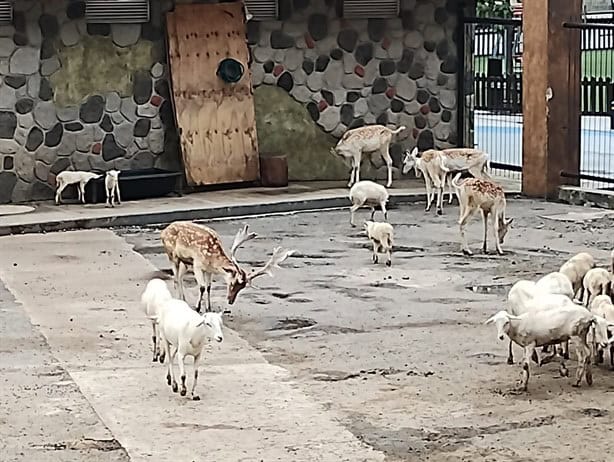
[157,298,224,400]
[559,252,595,301]
[161,221,295,312]
[105,169,121,207]
[55,170,102,205]
[582,267,611,307]
[330,124,406,188]
[363,220,393,267]
[590,295,614,367]
[141,278,173,363]
[452,173,513,256]
[348,180,389,227]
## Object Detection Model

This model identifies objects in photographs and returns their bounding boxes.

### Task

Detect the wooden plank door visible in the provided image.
[166,2,259,186]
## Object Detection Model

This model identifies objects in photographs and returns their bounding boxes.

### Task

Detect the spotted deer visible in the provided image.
[160,221,295,312]
[451,173,513,256]
[330,124,406,188]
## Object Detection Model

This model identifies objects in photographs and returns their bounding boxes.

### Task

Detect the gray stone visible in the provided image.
[111,24,141,47]
[110,112,125,124]
[17,113,34,129]
[404,31,423,49]
[415,1,435,22]
[331,124,347,138]
[317,106,340,132]
[388,39,404,60]
[14,127,27,146]
[342,52,357,74]
[263,74,276,85]
[340,73,362,90]
[11,178,32,203]
[0,25,15,37]
[134,136,148,150]
[60,21,80,47]
[137,103,158,118]
[252,64,264,87]
[322,60,343,88]
[360,87,371,97]
[0,84,16,110]
[396,77,417,101]
[151,62,164,79]
[40,56,61,76]
[439,89,456,109]
[433,121,450,141]
[15,149,35,182]
[354,98,368,117]
[424,25,444,44]
[401,0,416,10]
[57,105,79,122]
[33,101,57,129]
[76,18,88,36]
[105,92,121,112]
[34,145,55,164]
[0,139,19,154]
[89,155,110,171]
[424,53,440,80]
[113,157,132,170]
[290,84,311,103]
[114,122,133,148]
[364,113,376,124]
[25,21,42,47]
[253,46,274,64]
[273,49,285,62]
[26,74,40,98]
[120,97,138,122]
[76,124,94,152]
[0,171,17,203]
[0,58,8,74]
[70,152,91,171]
[306,72,322,92]
[151,117,162,130]
[367,93,390,114]
[0,37,15,57]
[281,20,304,38]
[79,95,105,123]
[9,47,40,74]
[374,44,388,60]
[93,125,104,142]
[56,132,78,157]
[284,48,303,71]
[363,60,379,86]
[131,151,155,169]
[147,128,164,154]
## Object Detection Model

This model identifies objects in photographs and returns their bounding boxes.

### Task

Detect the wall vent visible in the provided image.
[342,0,400,19]
[0,1,13,25]
[244,0,278,21]
[86,0,150,24]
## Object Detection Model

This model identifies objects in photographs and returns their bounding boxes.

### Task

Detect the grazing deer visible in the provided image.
[160,221,295,312]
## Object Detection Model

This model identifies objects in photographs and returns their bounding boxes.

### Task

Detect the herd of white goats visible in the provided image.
[50,123,613,397]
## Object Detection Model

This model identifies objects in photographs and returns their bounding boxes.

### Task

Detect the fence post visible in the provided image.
[609,80,614,130]
[521,0,582,198]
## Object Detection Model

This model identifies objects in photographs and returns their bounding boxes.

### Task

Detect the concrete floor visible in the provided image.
[1,199,613,461]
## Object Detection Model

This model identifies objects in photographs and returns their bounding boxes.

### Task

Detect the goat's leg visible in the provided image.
[519,344,535,392]
[372,241,379,264]
[582,287,589,307]
[370,207,375,221]
[349,201,363,227]
[204,272,213,312]
[385,245,392,267]
[481,209,489,254]
[609,343,614,370]
[177,350,188,396]
[507,340,514,365]
[381,200,388,222]
[458,207,476,256]
[151,321,158,362]
[55,182,66,205]
[191,352,202,401]
[166,342,178,392]
[79,182,86,204]
[176,261,188,301]
[158,327,166,364]
[115,183,121,205]
[193,264,207,313]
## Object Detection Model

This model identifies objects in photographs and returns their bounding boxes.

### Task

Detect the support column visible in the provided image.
[522,0,582,198]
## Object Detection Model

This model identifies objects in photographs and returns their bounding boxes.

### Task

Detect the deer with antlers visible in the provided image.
[160,221,295,312]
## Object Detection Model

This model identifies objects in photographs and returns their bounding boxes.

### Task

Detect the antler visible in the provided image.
[247,247,296,282]
[230,224,257,265]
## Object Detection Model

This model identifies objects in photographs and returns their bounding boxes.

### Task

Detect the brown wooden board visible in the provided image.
[166,2,259,186]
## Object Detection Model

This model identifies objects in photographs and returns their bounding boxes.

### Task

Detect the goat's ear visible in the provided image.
[410,147,418,157]
[484,314,497,325]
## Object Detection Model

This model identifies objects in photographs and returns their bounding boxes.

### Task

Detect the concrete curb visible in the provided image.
[0,190,523,236]
[558,186,614,209]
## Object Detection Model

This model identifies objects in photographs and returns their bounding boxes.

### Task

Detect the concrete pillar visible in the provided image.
[522,0,582,198]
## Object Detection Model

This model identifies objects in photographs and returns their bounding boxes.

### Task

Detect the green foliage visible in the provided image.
[476,0,512,18]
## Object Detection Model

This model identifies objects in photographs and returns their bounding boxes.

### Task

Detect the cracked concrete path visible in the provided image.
[0,229,384,461]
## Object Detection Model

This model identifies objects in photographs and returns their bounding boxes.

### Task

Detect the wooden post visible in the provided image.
[522,0,582,198]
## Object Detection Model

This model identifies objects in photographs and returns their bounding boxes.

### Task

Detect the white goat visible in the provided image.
[348,180,389,227]
[402,147,490,214]
[485,305,611,391]
[105,169,121,207]
[535,272,575,299]
[582,267,611,307]
[363,220,393,267]
[330,124,406,188]
[590,295,614,367]
[452,173,513,256]
[55,171,102,205]
[141,278,173,363]
[559,252,595,301]
[157,298,224,400]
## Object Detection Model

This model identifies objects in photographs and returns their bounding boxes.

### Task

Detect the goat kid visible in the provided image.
[55,171,102,205]
[559,252,595,301]
[452,173,513,256]
[590,295,614,367]
[140,278,173,362]
[161,221,295,312]
[157,299,224,400]
[348,180,389,227]
[363,220,393,266]
[105,169,121,207]
[330,124,406,188]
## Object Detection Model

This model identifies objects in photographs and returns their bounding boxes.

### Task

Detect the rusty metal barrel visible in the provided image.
[259,154,288,187]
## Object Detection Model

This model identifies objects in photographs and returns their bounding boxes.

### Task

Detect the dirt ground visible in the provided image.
[115,199,614,462]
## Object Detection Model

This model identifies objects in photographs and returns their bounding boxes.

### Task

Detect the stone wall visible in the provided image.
[249,0,459,180]
[0,0,177,203]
